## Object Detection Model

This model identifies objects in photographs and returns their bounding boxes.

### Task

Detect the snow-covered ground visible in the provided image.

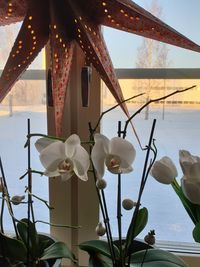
[0,104,199,244]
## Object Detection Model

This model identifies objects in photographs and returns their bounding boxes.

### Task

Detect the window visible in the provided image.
[0,24,48,233]
[101,0,200,255]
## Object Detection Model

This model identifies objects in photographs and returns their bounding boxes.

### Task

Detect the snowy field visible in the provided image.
[0,104,200,244]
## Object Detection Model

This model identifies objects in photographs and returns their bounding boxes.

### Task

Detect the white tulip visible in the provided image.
[179,150,200,204]
[151,156,178,184]
[36,134,90,181]
[91,134,136,179]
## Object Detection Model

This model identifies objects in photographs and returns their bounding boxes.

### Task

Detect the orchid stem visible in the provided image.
[117,121,124,266]
[88,122,116,266]
[125,119,156,263]
[0,158,19,238]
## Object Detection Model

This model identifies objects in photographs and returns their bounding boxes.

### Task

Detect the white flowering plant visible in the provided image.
[151,150,200,244]
[33,87,194,267]
[0,86,194,267]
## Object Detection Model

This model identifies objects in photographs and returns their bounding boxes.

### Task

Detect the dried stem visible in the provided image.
[123,85,196,139]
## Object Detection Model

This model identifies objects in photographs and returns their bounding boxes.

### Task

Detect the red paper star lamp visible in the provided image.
[0,0,200,136]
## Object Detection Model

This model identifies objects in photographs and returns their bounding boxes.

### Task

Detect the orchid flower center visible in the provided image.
[106,154,121,173]
[58,159,74,174]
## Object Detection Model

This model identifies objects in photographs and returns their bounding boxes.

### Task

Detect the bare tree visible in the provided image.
[135,0,171,119]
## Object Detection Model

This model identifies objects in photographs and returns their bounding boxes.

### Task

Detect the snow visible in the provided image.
[0,104,199,244]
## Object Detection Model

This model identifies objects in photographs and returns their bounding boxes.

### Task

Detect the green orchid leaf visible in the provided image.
[0,232,27,263]
[125,207,148,254]
[130,249,188,267]
[79,240,120,260]
[17,218,39,258]
[192,222,200,243]
[40,241,76,263]
[88,253,113,267]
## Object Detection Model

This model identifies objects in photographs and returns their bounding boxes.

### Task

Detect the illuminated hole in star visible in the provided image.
[8,8,12,12]
[102,2,107,6]
[18,40,23,44]
[18,45,22,49]
[63,44,66,48]
[108,15,111,19]
[74,19,77,23]
[79,16,82,20]
[130,16,134,20]
[152,27,155,30]
[104,9,108,13]
[77,28,81,33]
[32,36,36,40]
[12,54,15,58]
[32,46,36,50]
[124,13,128,17]
[53,25,57,29]
[33,41,37,45]
[29,16,33,20]
[18,64,21,68]
[56,34,59,38]
[16,50,19,54]
[30,51,33,55]
[120,9,124,13]
[111,19,115,23]
[136,16,140,21]
[28,25,31,29]
[8,3,12,6]
[31,30,34,34]
[7,13,12,16]
[59,38,62,43]
[23,60,26,64]
[84,24,87,29]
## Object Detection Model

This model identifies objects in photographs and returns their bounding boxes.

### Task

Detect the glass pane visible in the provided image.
[0,24,48,232]
[102,78,200,243]
[104,0,200,68]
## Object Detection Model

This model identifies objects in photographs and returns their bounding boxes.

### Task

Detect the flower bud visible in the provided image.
[11,195,25,205]
[151,156,177,184]
[144,230,155,245]
[122,199,136,210]
[96,179,107,190]
[95,222,106,236]
[0,178,4,192]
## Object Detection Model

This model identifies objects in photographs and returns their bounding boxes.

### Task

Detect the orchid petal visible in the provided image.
[91,137,107,179]
[73,145,90,181]
[40,141,65,172]
[94,134,109,154]
[44,170,60,177]
[35,138,57,152]
[60,172,73,181]
[110,137,136,167]
[65,134,80,158]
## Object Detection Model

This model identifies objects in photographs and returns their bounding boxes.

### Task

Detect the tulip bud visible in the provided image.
[95,222,106,236]
[122,199,136,210]
[96,179,107,190]
[151,156,177,184]
[181,177,200,205]
[11,195,25,205]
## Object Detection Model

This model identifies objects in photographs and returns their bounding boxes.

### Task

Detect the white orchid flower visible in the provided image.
[179,150,200,204]
[91,133,136,179]
[35,134,90,181]
[151,156,178,184]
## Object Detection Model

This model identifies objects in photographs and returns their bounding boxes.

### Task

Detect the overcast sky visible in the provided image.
[104,0,200,68]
